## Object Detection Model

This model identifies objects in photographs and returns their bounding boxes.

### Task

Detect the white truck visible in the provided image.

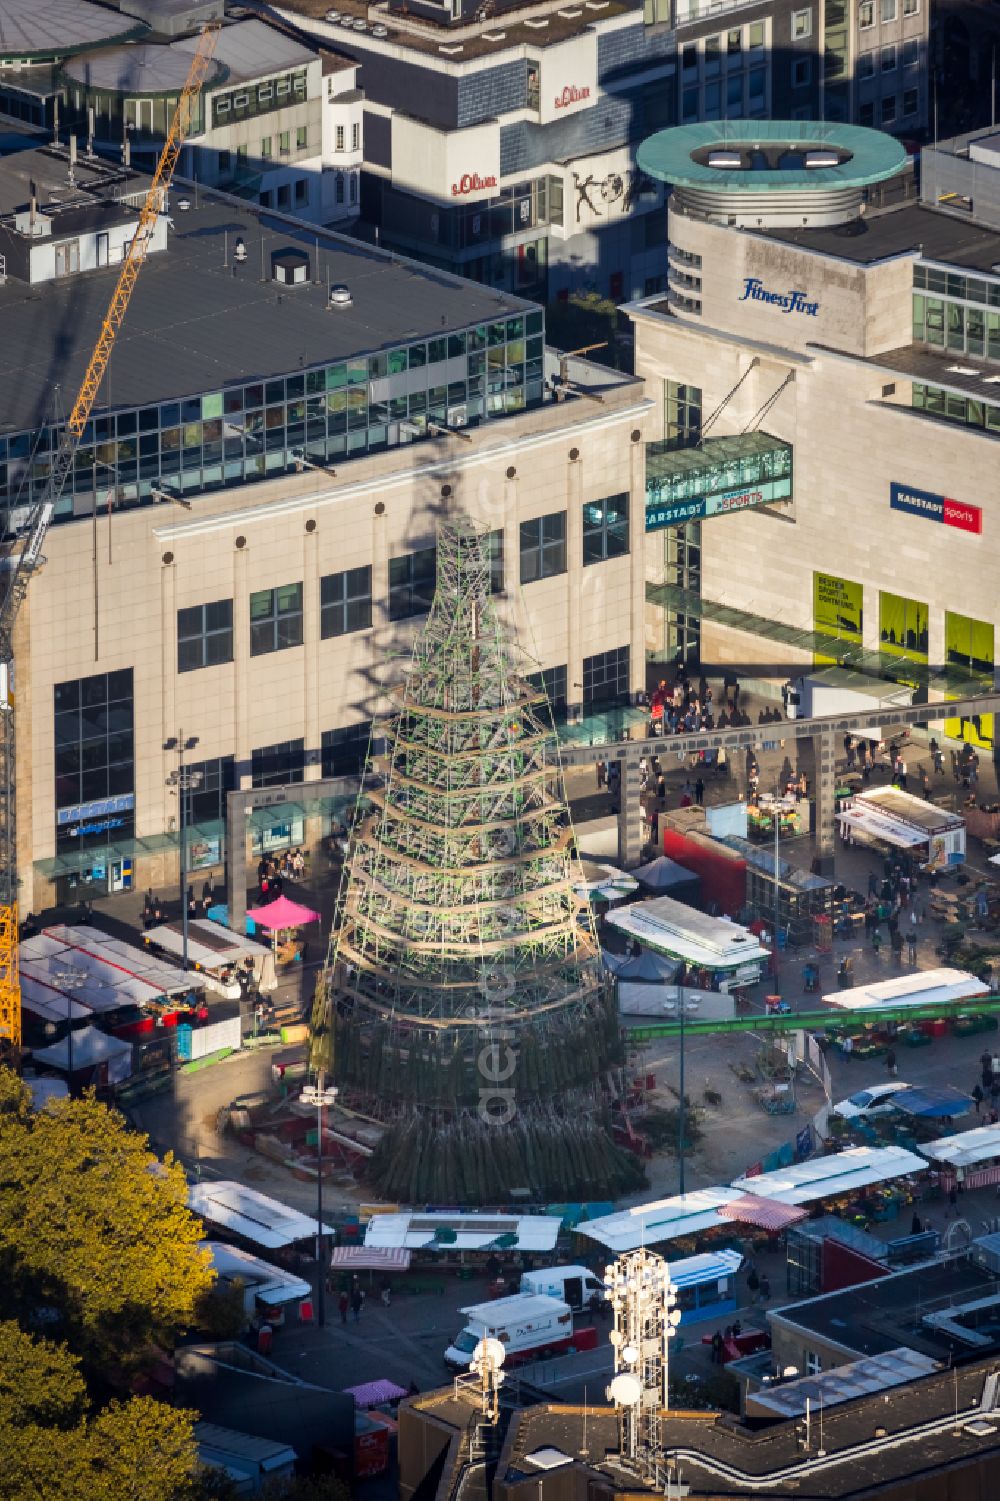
[444,1293,574,1371]
[783,670,913,726]
[519,1264,606,1312]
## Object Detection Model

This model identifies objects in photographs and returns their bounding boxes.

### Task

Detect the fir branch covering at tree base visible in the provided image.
[367,1108,647,1205]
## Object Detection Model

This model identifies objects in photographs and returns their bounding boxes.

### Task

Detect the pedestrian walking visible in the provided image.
[886,1047,897,1078]
[381,1277,392,1309]
[973,1083,984,1115]
[710,1330,724,1364]
[695,776,705,807]
[911,1211,922,1235]
[596,760,606,790]
[351,1287,364,1322]
[759,1274,771,1302]
[906,933,918,966]
[747,1266,760,1305]
[947,1185,959,1218]
[338,1291,349,1325]
[872,925,882,955]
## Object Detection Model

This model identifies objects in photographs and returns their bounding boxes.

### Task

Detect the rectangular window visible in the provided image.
[792,8,812,39]
[881,93,897,124]
[296,125,308,149]
[902,0,918,11]
[583,645,630,708]
[880,0,896,18]
[388,546,436,621]
[187,756,237,825]
[488,529,505,594]
[279,130,290,154]
[858,51,876,78]
[335,172,344,204]
[663,380,702,449]
[582,493,630,565]
[792,56,812,87]
[321,722,373,778]
[261,137,272,158]
[250,582,304,656]
[294,179,308,205]
[251,739,305,788]
[704,34,721,68]
[178,598,234,672]
[727,27,742,53]
[336,124,345,151]
[902,87,918,115]
[902,37,919,66]
[748,20,764,49]
[859,0,874,24]
[881,45,896,72]
[320,565,372,638]
[527,664,568,711]
[520,511,567,584]
[53,669,135,851]
[859,100,875,126]
[351,122,360,151]
[682,43,697,71]
[218,149,231,174]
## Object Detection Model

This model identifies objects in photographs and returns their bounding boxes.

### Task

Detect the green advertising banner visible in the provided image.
[945,611,994,749]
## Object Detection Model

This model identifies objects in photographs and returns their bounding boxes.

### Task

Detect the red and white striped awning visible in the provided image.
[329,1245,412,1270]
[716,1193,808,1231]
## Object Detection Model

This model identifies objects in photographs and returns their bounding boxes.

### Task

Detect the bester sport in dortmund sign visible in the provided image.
[645,476,792,531]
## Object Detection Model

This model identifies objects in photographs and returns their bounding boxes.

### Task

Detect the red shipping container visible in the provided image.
[662,828,746,917]
[354,1420,389,1479]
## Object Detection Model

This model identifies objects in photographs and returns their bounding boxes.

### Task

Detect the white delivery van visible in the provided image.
[520,1264,605,1312]
[783,671,913,728]
[444,1293,574,1371]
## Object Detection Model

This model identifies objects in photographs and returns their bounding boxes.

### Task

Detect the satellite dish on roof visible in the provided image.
[607,1374,642,1406]
[471,1337,506,1371]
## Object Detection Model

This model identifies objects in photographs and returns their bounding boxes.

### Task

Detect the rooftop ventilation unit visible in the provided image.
[329,283,352,307]
[271,248,310,285]
[353,16,367,27]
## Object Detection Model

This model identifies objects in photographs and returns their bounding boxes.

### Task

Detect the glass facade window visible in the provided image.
[177,599,233,672]
[187,756,237,824]
[251,739,305,788]
[859,0,874,26]
[54,669,134,852]
[488,529,505,594]
[212,69,307,127]
[881,45,896,72]
[583,646,630,707]
[250,583,303,656]
[902,88,918,115]
[880,0,896,17]
[881,95,897,125]
[1,312,544,528]
[520,512,567,583]
[663,380,702,449]
[792,8,812,38]
[582,494,630,564]
[320,566,372,639]
[858,51,875,78]
[527,664,568,711]
[389,547,436,621]
[913,383,1000,434]
[322,722,373,778]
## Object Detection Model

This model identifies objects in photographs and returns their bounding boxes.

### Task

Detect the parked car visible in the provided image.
[833,1082,913,1122]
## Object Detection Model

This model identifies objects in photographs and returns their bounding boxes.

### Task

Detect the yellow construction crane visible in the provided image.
[0,21,220,1057]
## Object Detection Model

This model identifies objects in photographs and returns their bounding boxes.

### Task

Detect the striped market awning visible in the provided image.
[716,1194,808,1231]
[329,1245,412,1270]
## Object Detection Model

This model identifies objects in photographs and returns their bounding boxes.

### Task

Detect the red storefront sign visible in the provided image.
[451,172,497,196]
[554,83,591,108]
[943,498,982,534]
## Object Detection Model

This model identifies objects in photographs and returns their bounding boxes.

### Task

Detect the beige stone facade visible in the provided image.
[21,376,651,908]
[631,211,1000,692]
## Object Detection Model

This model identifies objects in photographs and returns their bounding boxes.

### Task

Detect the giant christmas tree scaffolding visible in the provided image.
[311,515,644,1203]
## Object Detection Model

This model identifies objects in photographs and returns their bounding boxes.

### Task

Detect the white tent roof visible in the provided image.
[202,1240,312,1306]
[667,1248,743,1288]
[31,1024,132,1072]
[365,1211,562,1253]
[730,1146,926,1206]
[189,1181,335,1249]
[144,919,272,971]
[823,968,989,1011]
[579,1188,742,1252]
[606,897,767,971]
[920,1125,1000,1169]
[837,806,926,848]
[21,925,194,1014]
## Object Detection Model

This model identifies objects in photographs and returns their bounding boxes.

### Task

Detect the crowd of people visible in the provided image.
[256,847,306,896]
[641,667,767,739]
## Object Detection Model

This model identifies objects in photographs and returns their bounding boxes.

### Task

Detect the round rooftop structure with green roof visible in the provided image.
[637,121,908,230]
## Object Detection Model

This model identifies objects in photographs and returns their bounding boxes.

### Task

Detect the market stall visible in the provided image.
[920,1124,1000,1190]
[364,1211,562,1261]
[144,919,277,996]
[20,923,198,1036]
[747,793,802,842]
[189,1180,335,1252]
[631,855,701,906]
[579,1186,802,1257]
[824,969,990,1014]
[667,1249,743,1326]
[203,1240,313,1327]
[720,837,834,947]
[893,1086,973,1124]
[606,896,768,992]
[730,1145,927,1222]
[246,895,320,966]
[837,787,966,871]
[31,1024,134,1086]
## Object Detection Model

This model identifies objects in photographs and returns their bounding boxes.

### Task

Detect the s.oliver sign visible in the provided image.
[890,481,982,535]
[451,172,497,197]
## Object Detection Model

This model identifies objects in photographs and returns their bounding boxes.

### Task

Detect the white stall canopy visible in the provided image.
[580,1188,743,1252]
[144,919,277,994]
[365,1211,562,1254]
[606,896,768,973]
[824,968,989,1012]
[921,1125,1000,1170]
[730,1145,926,1206]
[189,1181,335,1249]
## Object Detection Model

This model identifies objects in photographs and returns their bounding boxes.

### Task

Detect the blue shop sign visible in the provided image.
[57,793,135,827]
[739,277,819,316]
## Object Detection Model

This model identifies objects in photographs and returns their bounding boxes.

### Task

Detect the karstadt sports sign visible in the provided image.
[890,481,982,535]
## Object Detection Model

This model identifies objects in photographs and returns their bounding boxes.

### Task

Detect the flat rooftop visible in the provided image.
[764,200,1000,272]
[494,1364,1000,1497]
[639,121,907,193]
[0,191,532,434]
[0,0,146,60]
[770,1257,1000,1363]
[0,138,138,216]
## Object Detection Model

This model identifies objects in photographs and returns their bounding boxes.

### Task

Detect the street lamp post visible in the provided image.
[165,733,202,972]
[300,1077,339,1329]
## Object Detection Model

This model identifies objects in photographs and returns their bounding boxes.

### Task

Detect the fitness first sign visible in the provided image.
[738,278,819,316]
[890,481,982,535]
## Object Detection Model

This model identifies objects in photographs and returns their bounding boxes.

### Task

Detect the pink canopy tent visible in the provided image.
[246,895,321,930]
